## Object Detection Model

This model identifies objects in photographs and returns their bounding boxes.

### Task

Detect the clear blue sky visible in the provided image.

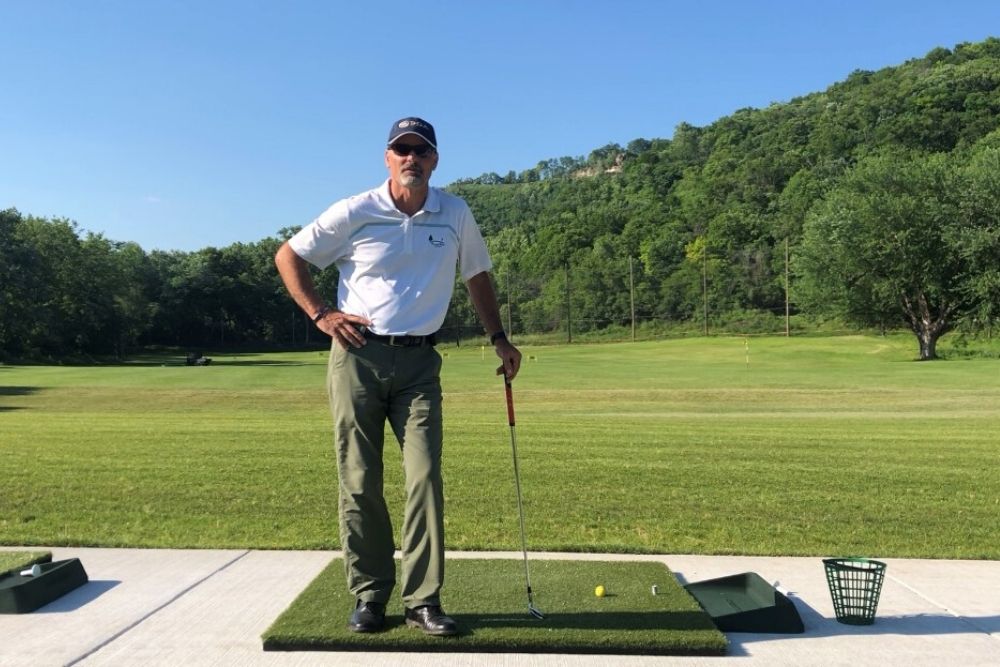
[3,1,998,251]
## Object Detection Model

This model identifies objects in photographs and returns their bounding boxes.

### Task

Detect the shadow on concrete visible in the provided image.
[729,605,1000,648]
[35,580,121,614]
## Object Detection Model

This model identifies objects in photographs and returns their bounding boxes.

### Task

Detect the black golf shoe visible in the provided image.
[347,600,386,633]
[404,605,459,636]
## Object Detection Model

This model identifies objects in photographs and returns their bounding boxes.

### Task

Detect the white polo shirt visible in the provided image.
[289,179,492,336]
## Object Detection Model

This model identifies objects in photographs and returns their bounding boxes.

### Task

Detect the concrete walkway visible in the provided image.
[1,547,998,666]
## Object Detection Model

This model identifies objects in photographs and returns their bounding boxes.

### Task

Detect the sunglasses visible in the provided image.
[389,143,435,157]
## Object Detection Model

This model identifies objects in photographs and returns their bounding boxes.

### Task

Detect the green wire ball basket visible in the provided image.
[823,557,887,625]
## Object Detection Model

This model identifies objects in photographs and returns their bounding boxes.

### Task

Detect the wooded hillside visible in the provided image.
[4,38,999,360]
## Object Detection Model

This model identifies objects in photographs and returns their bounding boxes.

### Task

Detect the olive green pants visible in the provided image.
[327,340,444,608]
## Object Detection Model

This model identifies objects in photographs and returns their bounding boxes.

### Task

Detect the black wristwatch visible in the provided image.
[312,305,332,322]
[490,330,507,345]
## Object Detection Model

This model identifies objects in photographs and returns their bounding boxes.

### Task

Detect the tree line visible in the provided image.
[3,38,1000,361]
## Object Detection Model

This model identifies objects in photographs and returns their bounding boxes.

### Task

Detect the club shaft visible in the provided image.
[508,422,534,601]
[505,379,535,606]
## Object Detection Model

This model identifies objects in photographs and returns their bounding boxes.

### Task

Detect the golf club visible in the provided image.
[504,375,545,620]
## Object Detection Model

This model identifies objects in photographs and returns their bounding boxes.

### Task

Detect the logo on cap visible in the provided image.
[389,117,437,147]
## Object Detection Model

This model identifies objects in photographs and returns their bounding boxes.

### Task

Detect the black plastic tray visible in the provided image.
[0,558,89,613]
[685,571,804,633]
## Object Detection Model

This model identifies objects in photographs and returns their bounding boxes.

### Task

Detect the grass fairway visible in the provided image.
[261,558,726,655]
[1,335,999,558]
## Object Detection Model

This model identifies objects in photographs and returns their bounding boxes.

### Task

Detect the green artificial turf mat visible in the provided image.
[0,551,52,576]
[262,558,727,655]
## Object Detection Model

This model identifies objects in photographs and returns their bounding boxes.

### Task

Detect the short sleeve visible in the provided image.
[456,202,493,280]
[287,199,351,270]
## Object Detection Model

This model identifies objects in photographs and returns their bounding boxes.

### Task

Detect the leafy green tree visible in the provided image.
[14,216,93,356]
[110,241,157,356]
[954,145,1000,335]
[0,209,39,358]
[797,150,988,359]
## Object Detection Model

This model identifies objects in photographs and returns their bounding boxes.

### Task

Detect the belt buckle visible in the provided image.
[387,335,402,347]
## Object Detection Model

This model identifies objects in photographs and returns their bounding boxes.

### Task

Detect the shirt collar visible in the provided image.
[379,179,440,215]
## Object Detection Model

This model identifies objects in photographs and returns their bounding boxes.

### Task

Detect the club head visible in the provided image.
[528,605,545,620]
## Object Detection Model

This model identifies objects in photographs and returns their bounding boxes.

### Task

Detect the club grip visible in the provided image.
[504,378,515,426]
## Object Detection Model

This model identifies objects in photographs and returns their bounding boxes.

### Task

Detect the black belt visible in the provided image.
[363,330,437,347]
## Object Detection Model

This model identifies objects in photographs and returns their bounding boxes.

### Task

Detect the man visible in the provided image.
[275,117,521,637]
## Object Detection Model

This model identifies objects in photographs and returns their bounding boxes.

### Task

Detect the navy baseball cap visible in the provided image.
[388,117,437,148]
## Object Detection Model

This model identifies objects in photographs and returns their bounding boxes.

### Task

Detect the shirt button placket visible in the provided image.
[403,216,413,254]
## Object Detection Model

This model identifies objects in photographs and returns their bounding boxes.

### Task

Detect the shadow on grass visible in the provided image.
[0,386,41,396]
[0,385,40,411]
[457,609,713,631]
[103,357,317,367]
[123,349,325,367]
[266,611,725,655]
[205,360,316,367]
[0,349,327,367]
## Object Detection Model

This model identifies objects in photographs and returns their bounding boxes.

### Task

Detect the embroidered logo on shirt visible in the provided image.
[428,234,445,248]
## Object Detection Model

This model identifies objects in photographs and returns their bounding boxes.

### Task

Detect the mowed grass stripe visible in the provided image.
[1,335,998,557]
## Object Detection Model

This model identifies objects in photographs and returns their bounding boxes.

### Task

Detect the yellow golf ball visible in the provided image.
[595,585,606,598]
